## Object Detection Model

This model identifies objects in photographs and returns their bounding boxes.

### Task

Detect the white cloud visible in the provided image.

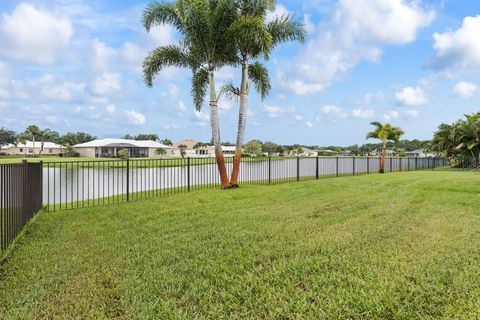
[266,4,291,23]
[148,25,175,47]
[431,16,480,74]
[0,60,11,86]
[125,110,146,125]
[0,88,9,99]
[305,121,313,128]
[161,84,179,99]
[45,115,58,124]
[321,105,348,119]
[452,81,477,99]
[0,101,7,109]
[89,72,121,97]
[72,105,102,119]
[90,39,116,72]
[0,3,73,64]
[28,74,85,102]
[263,105,294,118]
[163,123,180,130]
[395,86,428,106]
[352,108,375,119]
[295,114,304,121]
[285,0,434,95]
[406,109,419,118]
[383,110,399,121]
[106,104,116,113]
[356,91,385,105]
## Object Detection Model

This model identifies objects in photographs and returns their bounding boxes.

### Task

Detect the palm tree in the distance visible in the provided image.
[225,0,306,187]
[142,0,237,189]
[366,122,404,173]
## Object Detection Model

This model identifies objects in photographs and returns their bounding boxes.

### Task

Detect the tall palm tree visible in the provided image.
[38,128,59,156]
[226,0,306,187]
[366,122,404,173]
[23,125,41,157]
[143,0,237,189]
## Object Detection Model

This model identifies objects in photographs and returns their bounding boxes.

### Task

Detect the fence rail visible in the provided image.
[0,161,42,256]
[42,156,447,211]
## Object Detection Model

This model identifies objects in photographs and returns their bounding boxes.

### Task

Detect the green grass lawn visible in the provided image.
[1,171,479,319]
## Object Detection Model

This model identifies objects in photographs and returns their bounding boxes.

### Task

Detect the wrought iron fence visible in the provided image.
[0,161,43,256]
[42,156,447,211]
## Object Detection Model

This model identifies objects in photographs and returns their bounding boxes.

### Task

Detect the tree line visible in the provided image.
[429,112,479,168]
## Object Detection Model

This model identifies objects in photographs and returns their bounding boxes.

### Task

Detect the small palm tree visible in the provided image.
[226,0,306,187]
[143,0,237,189]
[366,122,404,173]
[178,144,188,158]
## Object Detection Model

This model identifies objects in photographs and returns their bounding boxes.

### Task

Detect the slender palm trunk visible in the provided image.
[39,140,44,156]
[32,137,36,157]
[229,62,249,187]
[379,141,386,173]
[209,71,229,189]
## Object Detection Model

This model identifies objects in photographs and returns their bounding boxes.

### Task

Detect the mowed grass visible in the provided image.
[1,171,480,319]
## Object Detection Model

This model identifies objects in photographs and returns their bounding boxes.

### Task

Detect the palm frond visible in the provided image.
[191,68,209,111]
[143,1,183,32]
[248,62,271,99]
[266,14,306,47]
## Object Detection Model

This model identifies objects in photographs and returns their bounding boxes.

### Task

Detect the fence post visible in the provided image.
[315,156,319,180]
[367,156,370,174]
[187,157,191,191]
[399,158,402,172]
[296,156,300,182]
[22,160,28,226]
[352,156,355,176]
[336,157,339,177]
[390,157,392,172]
[126,159,130,202]
[415,157,418,170]
[268,156,271,184]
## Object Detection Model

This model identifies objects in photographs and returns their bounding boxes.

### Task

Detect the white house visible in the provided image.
[73,139,171,158]
[1,141,65,156]
[405,149,435,158]
[170,139,238,157]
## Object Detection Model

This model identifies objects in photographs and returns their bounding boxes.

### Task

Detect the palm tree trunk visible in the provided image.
[230,62,249,187]
[209,71,229,189]
[39,139,44,156]
[379,141,386,173]
[32,137,36,157]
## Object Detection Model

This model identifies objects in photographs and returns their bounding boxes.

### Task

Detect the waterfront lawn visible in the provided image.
[1,171,479,319]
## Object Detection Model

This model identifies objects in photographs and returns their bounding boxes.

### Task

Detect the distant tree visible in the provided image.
[75,132,96,144]
[0,127,16,146]
[178,144,188,158]
[291,146,304,155]
[38,128,59,155]
[263,141,280,156]
[155,147,167,157]
[122,134,135,140]
[22,125,41,156]
[193,142,209,149]
[161,138,173,146]
[118,149,130,159]
[136,134,159,141]
[244,140,263,157]
[366,122,404,173]
[63,146,80,158]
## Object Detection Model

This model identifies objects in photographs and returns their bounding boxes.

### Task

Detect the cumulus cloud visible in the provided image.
[88,72,121,97]
[106,104,116,113]
[352,108,375,119]
[395,86,428,106]
[125,110,146,125]
[0,88,9,99]
[27,74,85,102]
[384,110,399,121]
[356,91,385,105]
[263,105,295,118]
[431,16,480,74]
[321,105,348,120]
[283,0,434,95]
[90,39,116,72]
[266,4,291,23]
[0,3,73,64]
[452,81,477,99]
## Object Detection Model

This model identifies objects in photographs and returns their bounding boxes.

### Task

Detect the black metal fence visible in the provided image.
[0,161,43,256]
[42,156,447,211]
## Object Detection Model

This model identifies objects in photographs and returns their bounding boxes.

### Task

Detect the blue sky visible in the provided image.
[0,0,479,146]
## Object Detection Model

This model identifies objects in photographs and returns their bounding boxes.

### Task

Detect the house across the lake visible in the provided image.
[1,141,65,156]
[170,139,238,157]
[73,139,171,158]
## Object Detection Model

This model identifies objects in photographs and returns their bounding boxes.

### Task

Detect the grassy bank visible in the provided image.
[1,171,479,319]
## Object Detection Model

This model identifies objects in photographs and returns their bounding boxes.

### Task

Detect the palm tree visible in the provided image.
[226,0,306,187]
[23,125,41,157]
[38,128,59,156]
[143,0,237,189]
[366,122,404,173]
[155,147,167,157]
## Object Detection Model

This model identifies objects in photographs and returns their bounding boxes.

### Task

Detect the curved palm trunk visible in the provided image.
[32,137,36,157]
[39,139,45,156]
[229,63,249,187]
[379,141,386,173]
[209,71,229,189]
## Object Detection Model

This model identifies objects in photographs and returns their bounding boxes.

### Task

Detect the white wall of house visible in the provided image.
[75,147,96,158]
